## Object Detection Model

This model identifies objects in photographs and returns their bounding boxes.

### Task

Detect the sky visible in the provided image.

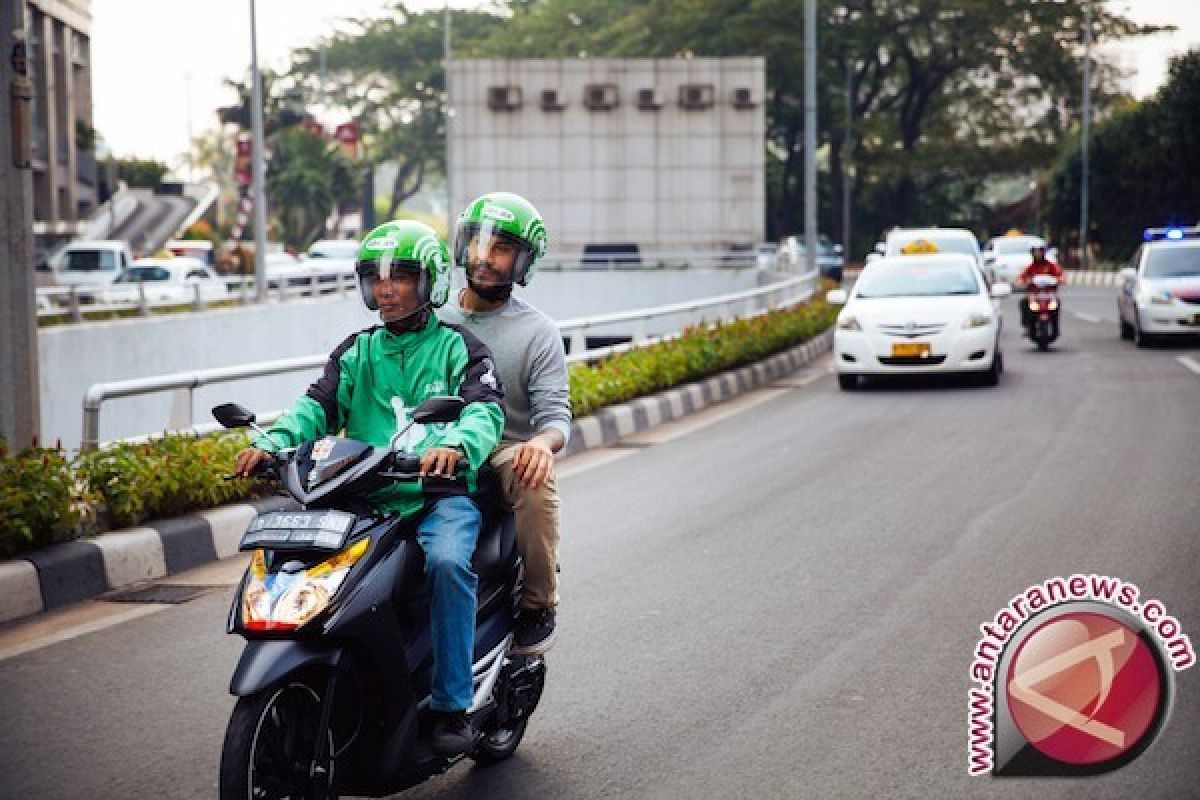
[91,1,1200,168]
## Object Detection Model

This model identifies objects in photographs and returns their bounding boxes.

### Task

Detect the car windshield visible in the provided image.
[65,250,118,271]
[993,238,1042,255]
[115,266,170,283]
[1144,246,1200,278]
[855,261,980,298]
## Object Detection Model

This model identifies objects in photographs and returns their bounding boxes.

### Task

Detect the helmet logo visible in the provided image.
[481,203,516,223]
[365,236,398,250]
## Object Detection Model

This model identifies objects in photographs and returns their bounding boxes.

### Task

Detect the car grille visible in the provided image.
[877,322,947,338]
[878,355,948,366]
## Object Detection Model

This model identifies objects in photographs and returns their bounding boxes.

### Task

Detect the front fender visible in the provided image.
[229,639,342,697]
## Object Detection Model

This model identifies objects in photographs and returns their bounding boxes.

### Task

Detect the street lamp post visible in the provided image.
[1079,0,1092,270]
[249,0,268,303]
[803,0,817,276]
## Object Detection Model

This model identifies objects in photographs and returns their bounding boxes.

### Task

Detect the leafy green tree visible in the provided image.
[116,157,168,188]
[267,128,359,249]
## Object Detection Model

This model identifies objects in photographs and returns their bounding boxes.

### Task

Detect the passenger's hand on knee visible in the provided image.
[512,439,554,489]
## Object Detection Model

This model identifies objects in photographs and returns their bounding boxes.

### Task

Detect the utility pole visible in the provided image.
[249,0,268,303]
[444,2,453,233]
[1,0,41,448]
[1079,0,1092,270]
[842,55,852,262]
[803,0,817,276]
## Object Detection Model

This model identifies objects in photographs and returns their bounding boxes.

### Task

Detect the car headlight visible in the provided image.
[241,538,369,632]
[963,313,993,329]
[837,315,862,331]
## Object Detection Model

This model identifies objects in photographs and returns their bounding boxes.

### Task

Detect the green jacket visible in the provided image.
[255,316,504,518]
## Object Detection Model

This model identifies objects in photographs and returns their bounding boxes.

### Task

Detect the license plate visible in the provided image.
[891,342,931,358]
[240,510,357,551]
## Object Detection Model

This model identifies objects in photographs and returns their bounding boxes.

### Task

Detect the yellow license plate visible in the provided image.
[892,342,932,358]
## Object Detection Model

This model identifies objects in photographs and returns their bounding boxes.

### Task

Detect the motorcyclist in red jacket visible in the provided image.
[1017,245,1065,328]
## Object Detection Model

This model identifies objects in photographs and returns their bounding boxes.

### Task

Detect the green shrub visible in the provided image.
[0,439,86,557]
[76,431,263,530]
[569,298,837,417]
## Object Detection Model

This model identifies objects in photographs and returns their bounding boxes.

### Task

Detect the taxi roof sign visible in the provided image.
[899,239,940,254]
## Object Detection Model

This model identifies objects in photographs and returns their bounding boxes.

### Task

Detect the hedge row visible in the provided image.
[1,296,835,558]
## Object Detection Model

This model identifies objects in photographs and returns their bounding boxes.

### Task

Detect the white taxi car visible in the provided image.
[828,252,1011,389]
[1117,226,1200,347]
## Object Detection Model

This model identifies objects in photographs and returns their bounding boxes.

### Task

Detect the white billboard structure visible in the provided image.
[449,58,765,262]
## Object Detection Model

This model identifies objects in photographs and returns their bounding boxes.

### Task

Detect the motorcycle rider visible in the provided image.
[233,220,504,757]
[1016,244,1065,329]
[439,192,570,656]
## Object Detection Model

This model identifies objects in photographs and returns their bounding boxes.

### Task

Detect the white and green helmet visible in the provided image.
[453,192,548,287]
[355,220,451,311]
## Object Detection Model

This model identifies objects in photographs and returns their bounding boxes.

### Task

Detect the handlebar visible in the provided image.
[387,452,470,476]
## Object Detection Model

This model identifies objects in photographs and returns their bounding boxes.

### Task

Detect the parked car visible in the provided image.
[101,258,230,305]
[305,239,359,283]
[51,240,135,299]
[1117,226,1200,347]
[827,253,1011,389]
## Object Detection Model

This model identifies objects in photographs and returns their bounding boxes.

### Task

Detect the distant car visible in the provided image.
[264,252,317,289]
[102,258,230,305]
[781,234,845,281]
[827,253,1011,389]
[886,227,984,276]
[756,242,779,269]
[165,239,215,266]
[1117,226,1200,347]
[52,240,135,298]
[982,234,1047,284]
[305,239,359,283]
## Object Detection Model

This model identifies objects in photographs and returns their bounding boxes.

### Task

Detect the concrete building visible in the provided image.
[449,58,765,259]
[25,0,96,246]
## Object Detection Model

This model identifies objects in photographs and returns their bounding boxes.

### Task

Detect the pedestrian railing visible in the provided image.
[80,270,818,449]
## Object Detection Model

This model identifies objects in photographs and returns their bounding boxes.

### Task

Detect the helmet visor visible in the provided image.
[355,258,422,311]
[454,220,535,287]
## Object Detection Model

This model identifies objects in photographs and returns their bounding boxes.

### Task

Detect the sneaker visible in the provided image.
[513,607,557,655]
[430,710,475,757]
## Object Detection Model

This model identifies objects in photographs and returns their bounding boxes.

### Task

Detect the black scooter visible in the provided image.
[213,396,545,800]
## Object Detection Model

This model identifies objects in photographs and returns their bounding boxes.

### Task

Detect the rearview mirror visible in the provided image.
[213,403,256,429]
[873,242,885,254]
[412,395,465,425]
[826,289,848,305]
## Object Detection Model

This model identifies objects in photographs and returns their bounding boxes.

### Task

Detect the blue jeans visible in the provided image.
[416,496,481,712]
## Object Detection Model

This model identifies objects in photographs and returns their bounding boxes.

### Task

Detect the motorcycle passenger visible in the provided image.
[1016,244,1065,329]
[234,220,504,757]
[439,192,571,656]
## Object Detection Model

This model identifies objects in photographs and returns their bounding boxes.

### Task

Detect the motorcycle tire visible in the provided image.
[219,682,336,800]
[1036,339,1050,352]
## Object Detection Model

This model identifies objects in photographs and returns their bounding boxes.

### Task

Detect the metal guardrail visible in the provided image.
[79,270,818,449]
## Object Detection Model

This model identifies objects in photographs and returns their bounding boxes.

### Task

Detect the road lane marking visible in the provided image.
[1071,311,1101,323]
[1177,356,1200,376]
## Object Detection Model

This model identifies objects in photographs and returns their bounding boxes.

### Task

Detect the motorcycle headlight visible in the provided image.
[837,315,862,331]
[963,313,993,329]
[1046,300,1059,311]
[241,538,370,632]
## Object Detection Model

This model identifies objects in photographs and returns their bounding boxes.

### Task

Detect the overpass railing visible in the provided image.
[79,270,817,450]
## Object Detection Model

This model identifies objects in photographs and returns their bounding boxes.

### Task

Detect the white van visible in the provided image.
[54,240,135,291]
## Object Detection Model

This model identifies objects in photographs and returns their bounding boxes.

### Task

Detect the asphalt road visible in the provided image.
[1,287,1197,799]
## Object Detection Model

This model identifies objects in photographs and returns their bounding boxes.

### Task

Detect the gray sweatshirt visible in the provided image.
[439,293,572,446]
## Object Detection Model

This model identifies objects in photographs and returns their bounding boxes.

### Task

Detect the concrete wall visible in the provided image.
[450,58,765,256]
[39,268,760,450]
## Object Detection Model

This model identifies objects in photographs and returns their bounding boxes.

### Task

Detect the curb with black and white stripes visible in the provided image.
[0,330,833,625]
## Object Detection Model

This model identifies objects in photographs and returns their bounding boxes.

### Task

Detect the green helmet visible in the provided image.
[453,192,548,288]
[355,220,451,312]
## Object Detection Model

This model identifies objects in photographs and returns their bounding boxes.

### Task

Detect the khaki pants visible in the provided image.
[489,442,561,610]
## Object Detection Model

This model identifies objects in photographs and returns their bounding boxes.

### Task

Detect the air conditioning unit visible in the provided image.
[487,85,523,111]
[583,83,619,111]
[731,87,757,109]
[636,88,663,110]
[540,89,567,111]
[679,83,715,110]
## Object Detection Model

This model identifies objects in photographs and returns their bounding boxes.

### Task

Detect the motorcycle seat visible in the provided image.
[472,513,516,580]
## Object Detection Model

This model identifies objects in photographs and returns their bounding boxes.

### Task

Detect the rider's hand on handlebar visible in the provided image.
[420,447,463,479]
[234,447,273,478]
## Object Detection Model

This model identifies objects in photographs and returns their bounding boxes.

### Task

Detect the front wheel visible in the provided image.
[470,715,530,765]
[219,682,335,800]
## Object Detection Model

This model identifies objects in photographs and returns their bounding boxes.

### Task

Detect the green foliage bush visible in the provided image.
[570,298,837,417]
[0,440,86,558]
